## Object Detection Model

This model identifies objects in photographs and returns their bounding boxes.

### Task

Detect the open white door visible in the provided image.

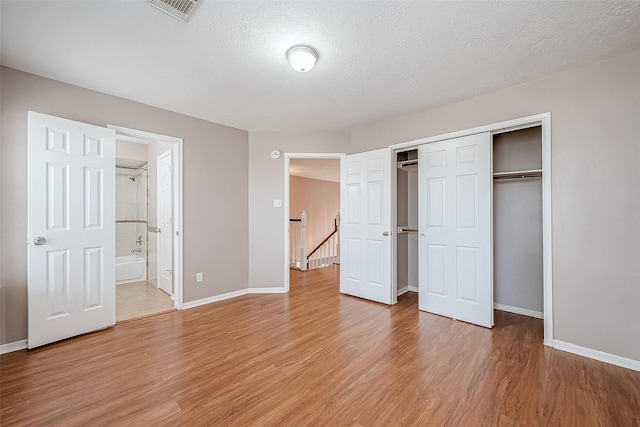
[28,112,116,348]
[418,132,493,327]
[157,150,173,296]
[340,148,392,304]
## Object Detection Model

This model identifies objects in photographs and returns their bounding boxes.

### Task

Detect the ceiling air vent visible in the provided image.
[149,0,200,22]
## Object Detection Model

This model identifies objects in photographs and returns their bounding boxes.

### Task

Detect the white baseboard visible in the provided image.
[248,287,287,294]
[494,303,543,319]
[398,285,419,297]
[0,339,27,355]
[182,289,249,309]
[553,340,640,372]
[182,287,287,309]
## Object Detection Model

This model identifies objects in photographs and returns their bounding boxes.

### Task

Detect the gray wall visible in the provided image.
[493,127,543,313]
[248,131,349,288]
[349,50,640,361]
[0,67,249,344]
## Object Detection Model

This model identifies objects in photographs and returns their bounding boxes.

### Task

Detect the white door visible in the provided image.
[157,150,173,296]
[28,111,116,348]
[418,132,493,327]
[340,148,393,304]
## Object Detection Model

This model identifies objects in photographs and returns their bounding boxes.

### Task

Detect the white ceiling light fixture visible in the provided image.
[286,45,319,73]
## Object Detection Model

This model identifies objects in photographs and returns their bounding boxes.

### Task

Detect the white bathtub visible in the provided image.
[116,255,147,284]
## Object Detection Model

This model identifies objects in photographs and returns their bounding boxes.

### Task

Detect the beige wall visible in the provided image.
[349,50,640,361]
[248,132,349,288]
[290,175,340,252]
[0,67,249,344]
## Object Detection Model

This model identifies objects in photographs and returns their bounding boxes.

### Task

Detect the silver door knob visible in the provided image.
[419,233,425,239]
[33,237,46,245]
[382,231,389,237]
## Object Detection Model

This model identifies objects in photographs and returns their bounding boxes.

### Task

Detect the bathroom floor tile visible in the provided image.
[116,281,174,322]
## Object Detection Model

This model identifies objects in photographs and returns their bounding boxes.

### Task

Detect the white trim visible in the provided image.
[389,113,548,152]
[540,113,553,346]
[553,340,640,372]
[248,287,287,294]
[182,287,288,309]
[107,125,182,145]
[113,134,150,145]
[182,289,249,309]
[396,285,419,297]
[283,153,346,293]
[1,340,28,354]
[389,113,553,346]
[107,124,185,310]
[494,303,544,319]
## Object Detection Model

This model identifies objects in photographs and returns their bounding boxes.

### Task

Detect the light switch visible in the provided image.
[273,199,282,208]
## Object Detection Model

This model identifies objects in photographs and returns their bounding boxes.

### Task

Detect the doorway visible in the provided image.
[114,136,177,321]
[109,125,184,311]
[283,153,345,292]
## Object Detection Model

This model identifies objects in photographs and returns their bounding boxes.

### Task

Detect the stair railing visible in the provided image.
[307,212,340,270]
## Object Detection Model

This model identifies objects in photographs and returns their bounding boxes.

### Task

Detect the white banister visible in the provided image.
[300,211,308,271]
[306,211,340,271]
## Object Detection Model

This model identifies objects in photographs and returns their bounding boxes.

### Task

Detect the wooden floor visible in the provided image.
[2,266,639,426]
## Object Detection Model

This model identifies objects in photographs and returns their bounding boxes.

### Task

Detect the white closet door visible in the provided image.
[418,132,493,327]
[340,148,393,304]
[28,111,116,348]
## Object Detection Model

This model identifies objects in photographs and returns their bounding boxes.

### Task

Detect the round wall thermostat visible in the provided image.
[271,150,281,159]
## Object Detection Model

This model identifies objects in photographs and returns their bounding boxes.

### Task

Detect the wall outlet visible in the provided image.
[196,272,203,283]
[273,199,282,208]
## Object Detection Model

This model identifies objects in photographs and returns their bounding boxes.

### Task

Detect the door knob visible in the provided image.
[382,231,389,237]
[33,237,46,245]
[419,233,425,239]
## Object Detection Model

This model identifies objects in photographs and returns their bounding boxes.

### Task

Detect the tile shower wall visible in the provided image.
[116,167,148,257]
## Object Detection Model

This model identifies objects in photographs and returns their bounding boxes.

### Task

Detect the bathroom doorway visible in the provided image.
[111,125,184,322]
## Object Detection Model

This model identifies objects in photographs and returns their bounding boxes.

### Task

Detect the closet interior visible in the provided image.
[396,149,419,296]
[493,126,543,318]
[394,126,543,319]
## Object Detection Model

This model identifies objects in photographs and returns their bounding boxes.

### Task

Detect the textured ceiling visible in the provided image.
[2,1,640,132]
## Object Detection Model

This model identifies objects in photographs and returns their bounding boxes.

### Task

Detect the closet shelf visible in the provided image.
[116,220,148,224]
[493,169,542,180]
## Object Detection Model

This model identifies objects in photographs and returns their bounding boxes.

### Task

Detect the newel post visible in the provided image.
[300,211,308,271]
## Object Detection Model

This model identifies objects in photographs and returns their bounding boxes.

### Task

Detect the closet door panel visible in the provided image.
[340,148,393,305]
[418,133,493,328]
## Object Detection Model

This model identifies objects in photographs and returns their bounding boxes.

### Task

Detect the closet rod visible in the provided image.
[397,159,418,169]
[398,227,419,233]
[493,169,542,180]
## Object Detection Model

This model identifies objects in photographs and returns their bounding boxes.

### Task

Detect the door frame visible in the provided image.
[156,149,173,296]
[389,112,553,346]
[283,152,345,292]
[107,125,185,309]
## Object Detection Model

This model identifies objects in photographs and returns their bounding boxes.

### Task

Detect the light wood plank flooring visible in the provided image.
[1,265,639,426]
[116,280,174,322]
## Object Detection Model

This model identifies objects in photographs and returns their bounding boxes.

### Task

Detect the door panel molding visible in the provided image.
[28,111,116,348]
